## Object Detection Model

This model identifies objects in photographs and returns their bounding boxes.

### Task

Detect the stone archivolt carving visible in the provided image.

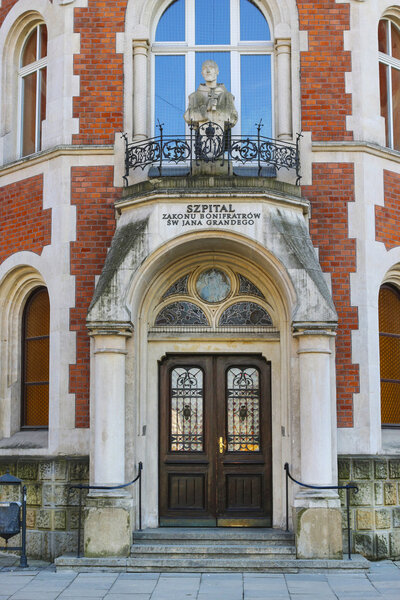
[153,269,273,328]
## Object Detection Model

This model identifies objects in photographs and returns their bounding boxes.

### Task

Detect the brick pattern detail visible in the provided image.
[298,1,353,141]
[0,175,51,263]
[303,164,359,427]
[376,170,400,251]
[69,166,118,427]
[73,1,127,145]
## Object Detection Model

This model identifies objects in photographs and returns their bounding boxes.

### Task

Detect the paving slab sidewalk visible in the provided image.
[0,555,399,599]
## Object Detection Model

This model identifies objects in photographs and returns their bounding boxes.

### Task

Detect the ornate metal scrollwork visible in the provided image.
[122,122,301,184]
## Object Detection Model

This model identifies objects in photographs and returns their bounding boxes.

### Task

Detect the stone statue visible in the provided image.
[184,60,238,131]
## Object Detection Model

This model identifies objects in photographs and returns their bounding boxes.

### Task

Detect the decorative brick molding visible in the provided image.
[69,166,118,427]
[298,0,353,141]
[0,457,89,560]
[72,1,126,145]
[0,175,51,262]
[339,456,400,559]
[303,163,359,427]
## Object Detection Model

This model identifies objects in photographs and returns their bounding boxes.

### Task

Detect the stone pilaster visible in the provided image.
[292,327,342,559]
[84,323,133,558]
[275,37,292,141]
[132,40,149,141]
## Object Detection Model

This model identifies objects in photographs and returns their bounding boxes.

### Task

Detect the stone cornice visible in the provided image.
[0,145,114,178]
[312,140,400,165]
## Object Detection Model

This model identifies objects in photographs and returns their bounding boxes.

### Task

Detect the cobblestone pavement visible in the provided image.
[0,556,399,599]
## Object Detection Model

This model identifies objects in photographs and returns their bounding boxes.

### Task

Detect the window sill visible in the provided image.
[0,430,48,450]
[382,428,400,454]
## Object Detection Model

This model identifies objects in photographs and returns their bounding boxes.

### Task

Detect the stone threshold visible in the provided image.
[55,554,370,573]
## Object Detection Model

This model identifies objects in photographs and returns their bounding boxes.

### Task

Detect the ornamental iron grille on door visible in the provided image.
[170,367,204,452]
[159,354,272,526]
[227,367,260,452]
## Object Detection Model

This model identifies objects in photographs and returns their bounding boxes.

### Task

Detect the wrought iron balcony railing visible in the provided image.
[123,121,301,186]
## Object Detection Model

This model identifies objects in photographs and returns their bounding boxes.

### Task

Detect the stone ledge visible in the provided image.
[55,553,370,573]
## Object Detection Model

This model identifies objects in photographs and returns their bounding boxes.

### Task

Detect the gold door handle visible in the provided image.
[219,437,226,454]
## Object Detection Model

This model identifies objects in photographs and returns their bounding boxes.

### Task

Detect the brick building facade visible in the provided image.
[0,0,400,562]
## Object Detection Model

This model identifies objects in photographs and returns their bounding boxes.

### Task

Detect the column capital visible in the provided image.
[87,321,133,338]
[292,323,337,338]
[275,38,291,53]
[132,39,150,53]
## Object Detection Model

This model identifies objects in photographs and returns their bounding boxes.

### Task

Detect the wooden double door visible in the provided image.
[159,354,272,526]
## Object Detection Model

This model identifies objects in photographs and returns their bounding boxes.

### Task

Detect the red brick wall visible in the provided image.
[376,171,400,251]
[0,0,19,24]
[298,1,353,141]
[304,164,359,427]
[0,175,51,263]
[72,1,127,145]
[69,166,118,427]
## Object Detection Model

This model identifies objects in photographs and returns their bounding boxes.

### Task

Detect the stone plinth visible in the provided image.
[84,492,133,558]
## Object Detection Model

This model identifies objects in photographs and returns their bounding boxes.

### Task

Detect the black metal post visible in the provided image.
[285,463,289,532]
[256,120,263,177]
[138,462,143,532]
[189,123,193,175]
[19,485,28,568]
[121,132,129,187]
[158,120,164,176]
[296,132,302,185]
[346,486,352,560]
[77,486,83,559]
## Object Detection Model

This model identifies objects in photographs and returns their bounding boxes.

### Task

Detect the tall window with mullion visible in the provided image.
[379,19,400,151]
[153,0,273,137]
[19,24,47,157]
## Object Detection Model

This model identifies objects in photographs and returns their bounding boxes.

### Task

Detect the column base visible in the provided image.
[293,490,342,559]
[84,492,133,558]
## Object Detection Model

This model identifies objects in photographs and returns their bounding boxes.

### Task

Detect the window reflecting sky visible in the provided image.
[156,0,185,41]
[155,55,186,135]
[196,0,230,45]
[154,0,273,136]
[241,55,272,137]
[240,0,270,41]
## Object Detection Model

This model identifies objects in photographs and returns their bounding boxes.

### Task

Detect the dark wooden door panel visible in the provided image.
[159,354,271,526]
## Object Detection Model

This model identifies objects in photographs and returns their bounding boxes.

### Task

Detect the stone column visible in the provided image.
[84,324,133,558]
[292,329,342,559]
[275,38,292,141]
[133,40,149,142]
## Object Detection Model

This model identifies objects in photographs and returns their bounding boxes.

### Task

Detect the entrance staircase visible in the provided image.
[130,528,295,572]
[55,528,370,573]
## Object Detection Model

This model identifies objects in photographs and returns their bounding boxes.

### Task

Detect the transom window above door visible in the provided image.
[151,266,276,331]
[152,0,273,137]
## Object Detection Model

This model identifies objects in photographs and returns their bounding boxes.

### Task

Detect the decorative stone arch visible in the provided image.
[130,0,298,35]
[0,0,79,163]
[0,262,46,438]
[86,216,339,535]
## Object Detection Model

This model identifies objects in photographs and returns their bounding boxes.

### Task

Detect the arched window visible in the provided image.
[378,18,400,151]
[19,24,47,157]
[379,284,400,426]
[153,0,272,136]
[21,287,50,428]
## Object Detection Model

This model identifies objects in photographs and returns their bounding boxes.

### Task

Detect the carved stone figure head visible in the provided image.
[201,60,219,86]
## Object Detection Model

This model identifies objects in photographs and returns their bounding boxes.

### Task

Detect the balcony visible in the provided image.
[123,122,301,186]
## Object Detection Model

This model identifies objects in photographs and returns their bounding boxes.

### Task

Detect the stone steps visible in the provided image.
[55,527,371,573]
[130,543,296,559]
[133,527,295,545]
